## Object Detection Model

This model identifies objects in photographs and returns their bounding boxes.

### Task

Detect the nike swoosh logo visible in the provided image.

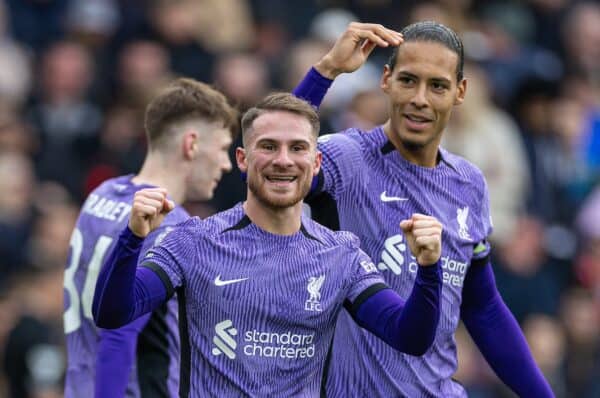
[380,191,408,202]
[214,275,249,286]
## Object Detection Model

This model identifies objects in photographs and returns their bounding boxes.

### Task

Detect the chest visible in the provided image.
[186,243,348,329]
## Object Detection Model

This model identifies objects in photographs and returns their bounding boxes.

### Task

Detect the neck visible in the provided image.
[131,152,186,204]
[243,193,303,235]
[383,120,439,168]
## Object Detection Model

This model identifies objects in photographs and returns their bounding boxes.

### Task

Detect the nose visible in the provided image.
[222,155,232,172]
[272,147,294,168]
[410,83,428,109]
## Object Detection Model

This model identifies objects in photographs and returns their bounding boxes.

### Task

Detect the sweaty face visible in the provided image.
[237,111,321,209]
[187,125,233,201]
[381,41,466,160]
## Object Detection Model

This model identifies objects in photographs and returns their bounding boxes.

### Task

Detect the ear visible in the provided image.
[454,78,467,106]
[235,147,248,173]
[380,64,393,93]
[313,150,322,176]
[182,130,199,160]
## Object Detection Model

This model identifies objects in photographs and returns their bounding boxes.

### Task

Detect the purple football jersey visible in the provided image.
[141,203,386,397]
[311,127,493,397]
[63,175,188,397]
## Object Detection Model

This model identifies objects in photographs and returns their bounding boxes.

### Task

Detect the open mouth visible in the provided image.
[404,113,432,123]
[403,113,433,131]
[266,176,297,183]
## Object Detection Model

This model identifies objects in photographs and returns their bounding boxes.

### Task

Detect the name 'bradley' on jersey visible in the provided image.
[82,193,132,223]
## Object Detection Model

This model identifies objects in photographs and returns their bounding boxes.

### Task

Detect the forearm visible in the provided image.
[355,263,441,356]
[292,67,333,109]
[461,261,554,397]
[92,227,167,329]
[95,316,149,397]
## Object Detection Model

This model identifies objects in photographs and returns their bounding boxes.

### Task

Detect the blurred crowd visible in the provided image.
[0,0,597,397]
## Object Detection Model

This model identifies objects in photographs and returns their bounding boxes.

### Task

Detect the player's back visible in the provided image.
[63,175,188,397]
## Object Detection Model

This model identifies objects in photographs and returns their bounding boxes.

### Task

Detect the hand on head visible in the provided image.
[315,22,403,79]
[129,188,175,238]
[400,214,443,266]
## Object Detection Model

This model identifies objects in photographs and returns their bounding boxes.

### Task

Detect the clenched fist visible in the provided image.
[400,214,442,266]
[129,188,175,238]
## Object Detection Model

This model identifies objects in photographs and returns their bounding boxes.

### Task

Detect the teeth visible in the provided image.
[268,176,295,181]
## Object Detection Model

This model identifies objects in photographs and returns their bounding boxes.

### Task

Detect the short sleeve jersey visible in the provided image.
[142,203,386,397]
[311,127,493,397]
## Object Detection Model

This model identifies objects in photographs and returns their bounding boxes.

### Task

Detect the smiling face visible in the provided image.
[381,41,466,164]
[236,110,321,210]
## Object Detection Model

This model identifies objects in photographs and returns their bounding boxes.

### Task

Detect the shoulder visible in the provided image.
[317,126,384,152]
[441,149,488,193]
[163,205,190,225]
[303,217,360,251]
[88,175,130,196]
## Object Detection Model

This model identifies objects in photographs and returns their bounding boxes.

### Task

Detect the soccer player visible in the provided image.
[293,21,554,397]
[63,78,236,397]
[92,93,444,396]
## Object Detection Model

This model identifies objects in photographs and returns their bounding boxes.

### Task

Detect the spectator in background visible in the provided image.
[0,153,36,282]
[83,104,145,196]
[115,40,172,110]
[523,314,567,397]
[2,266,65,398]
[28,41,102,200]
[560,289,600,397]
[209,52,272,211]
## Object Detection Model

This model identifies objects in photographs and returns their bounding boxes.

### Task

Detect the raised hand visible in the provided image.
[400,214,442,266]
[129,188,175,238]
[314,22,403,79]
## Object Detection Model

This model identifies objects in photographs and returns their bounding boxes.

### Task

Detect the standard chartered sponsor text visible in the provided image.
[243,330,315,359]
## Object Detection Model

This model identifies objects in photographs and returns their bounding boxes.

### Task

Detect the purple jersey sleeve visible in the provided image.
[461,259,554,397]
[353,263,442,356]
[95,314,150,397]
[140,220,199,292]
[472,174,493,261]
[344,248,387,303]
[292,67,333,109]
[317,133,366,198]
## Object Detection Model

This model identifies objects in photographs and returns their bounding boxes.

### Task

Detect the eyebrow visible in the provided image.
[255,138,311,146]
[397,71,452,85]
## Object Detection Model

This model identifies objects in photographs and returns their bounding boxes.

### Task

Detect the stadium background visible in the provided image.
[0,0,598,397]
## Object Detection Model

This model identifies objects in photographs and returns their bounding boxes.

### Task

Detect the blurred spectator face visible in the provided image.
[27,203,78,270]
[151,1,195,45]
[0,153,35,221]
[284,39,329,90]
[498,216,545,275]
[561,289,599,346]
[409,2,454,27]
[40,42,92,104]
[344,90,388,130]
[562,2,600,75]
[523,314,566,372]
[0,113,37,155]
[550,96,585,150]
[214,53,268,109]
[100,105,142,152]
[118,41,170,104]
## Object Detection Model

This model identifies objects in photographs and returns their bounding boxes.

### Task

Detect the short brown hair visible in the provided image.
[144,78,238,148]
[241,93,320,146]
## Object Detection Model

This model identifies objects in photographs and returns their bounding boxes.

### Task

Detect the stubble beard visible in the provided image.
[247,175,311,210]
